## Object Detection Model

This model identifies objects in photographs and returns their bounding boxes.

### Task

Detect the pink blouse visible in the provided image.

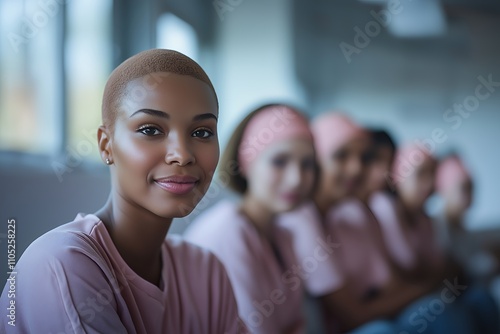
[184,200,305,334]
[325,199,392,299]
[0,213,245,334]
[369,191,445,272]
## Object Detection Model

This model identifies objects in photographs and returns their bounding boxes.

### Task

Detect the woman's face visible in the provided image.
[443,179,473,217]
[365,146,394,194]
[104,72,219,218]
[318,137,371,202]
[397,157,437,209]
[246,139,316,213]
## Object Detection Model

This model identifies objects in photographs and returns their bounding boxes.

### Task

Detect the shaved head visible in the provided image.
[102,49,217,129]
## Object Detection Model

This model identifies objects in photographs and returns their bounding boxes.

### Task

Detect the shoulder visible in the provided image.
[21,214,104,263]
[369,191,396,209]
[328,198,370,226]
[182,202,263,268]
[164,235,232,282]
[277,202,321,228]
[15,214,113,285]
[183,200,249,247]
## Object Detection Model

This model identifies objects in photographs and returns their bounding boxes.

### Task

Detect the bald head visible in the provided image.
[102,49,217,129]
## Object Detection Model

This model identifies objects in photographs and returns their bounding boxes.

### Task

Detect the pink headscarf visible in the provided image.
[310,112,367,159]
[238,105,313,174]
[436,155,471,194]
[392,143,436,183]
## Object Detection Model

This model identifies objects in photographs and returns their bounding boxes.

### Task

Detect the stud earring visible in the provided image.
[105,158,112,165]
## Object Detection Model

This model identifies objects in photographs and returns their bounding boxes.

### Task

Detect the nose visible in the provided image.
[164,132,196,166]
[284,162,302,189]
[347,156,363,178]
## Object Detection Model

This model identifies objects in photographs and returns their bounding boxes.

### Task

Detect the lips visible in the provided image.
[281,192,301,204]
[154,175,199,195]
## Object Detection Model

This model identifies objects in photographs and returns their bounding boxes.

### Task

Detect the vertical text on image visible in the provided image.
[6,218,17,327]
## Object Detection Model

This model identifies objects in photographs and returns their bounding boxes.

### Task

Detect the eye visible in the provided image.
[138,125,163,136]
[272,157,288,168]
[362,151,374,165]
[301,158,316,170]
[333,149,347,161]
[192,128,214,139]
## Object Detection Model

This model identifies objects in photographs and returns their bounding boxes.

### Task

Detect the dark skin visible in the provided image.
[95,72,219,286]
[314,138,435,331]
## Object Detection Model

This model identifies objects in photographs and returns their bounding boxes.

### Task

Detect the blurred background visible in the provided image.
[1,0,500,277]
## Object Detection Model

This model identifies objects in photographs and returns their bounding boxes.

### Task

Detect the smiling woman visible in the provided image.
[0,49,247,334]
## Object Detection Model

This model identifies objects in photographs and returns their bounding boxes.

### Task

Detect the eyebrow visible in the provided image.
[130,108,218,122]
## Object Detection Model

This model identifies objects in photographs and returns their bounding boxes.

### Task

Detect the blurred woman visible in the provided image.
[436,154,499,334]
[184,104,318,333]
[370,143,497,333]
[359,129,420,273]
[371,143,446,279]
[436,154,497,280]
[357,129,396,202]
[279,113,445,333]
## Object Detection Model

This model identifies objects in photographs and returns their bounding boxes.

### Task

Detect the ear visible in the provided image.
[97,125,113,164]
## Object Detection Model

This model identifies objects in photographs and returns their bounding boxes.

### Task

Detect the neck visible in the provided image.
[313,188,339,219]
[401,197,423,215]
[240,195,275,237]
[445,210,464,230]
[95,193,172,286]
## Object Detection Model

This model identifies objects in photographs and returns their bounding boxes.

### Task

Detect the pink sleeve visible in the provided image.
[325,201,392,296]
[369,192,417,270]
[185,243,249,334]
[277,206,344,296]
[0,232,128,334]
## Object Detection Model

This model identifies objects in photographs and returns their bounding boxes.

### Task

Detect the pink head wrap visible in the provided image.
[310,112,367,159]
[238,105,313,174]
[436,155,471,194]
[392,143,436,183]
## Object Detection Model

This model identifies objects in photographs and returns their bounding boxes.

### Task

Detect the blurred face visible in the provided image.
[103,72,219,218]
[246,139,316,213]
[365,146,394,194]
[443,179,473,217]
[318,136,371,203]
[397,157,437,210]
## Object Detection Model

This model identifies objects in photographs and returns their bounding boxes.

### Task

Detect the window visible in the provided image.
[0,0,62,154]
[0,0,112,161]
[66,0,112,161]
[156,13,199,62]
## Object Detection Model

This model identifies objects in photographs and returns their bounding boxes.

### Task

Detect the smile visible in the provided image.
[154,176,199,195]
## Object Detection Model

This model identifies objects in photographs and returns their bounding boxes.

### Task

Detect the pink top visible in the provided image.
[276,202,344,296]
[0,213,245,334]
[369,191,445,271]
[406,212,445,271]
[184,201,305,334]
[325,199,391,299]
[369,191,417,270]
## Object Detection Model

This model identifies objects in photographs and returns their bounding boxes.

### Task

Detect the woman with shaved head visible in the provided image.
[0,49,247,333]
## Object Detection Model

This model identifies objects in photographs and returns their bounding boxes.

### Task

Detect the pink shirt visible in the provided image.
[0,213,245,334]
[325,199,391,299]
[407,213,445,270]
[184,201,304,334]
[369,191,445,272]
[369,191,417,270]
[276,202,344,296]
